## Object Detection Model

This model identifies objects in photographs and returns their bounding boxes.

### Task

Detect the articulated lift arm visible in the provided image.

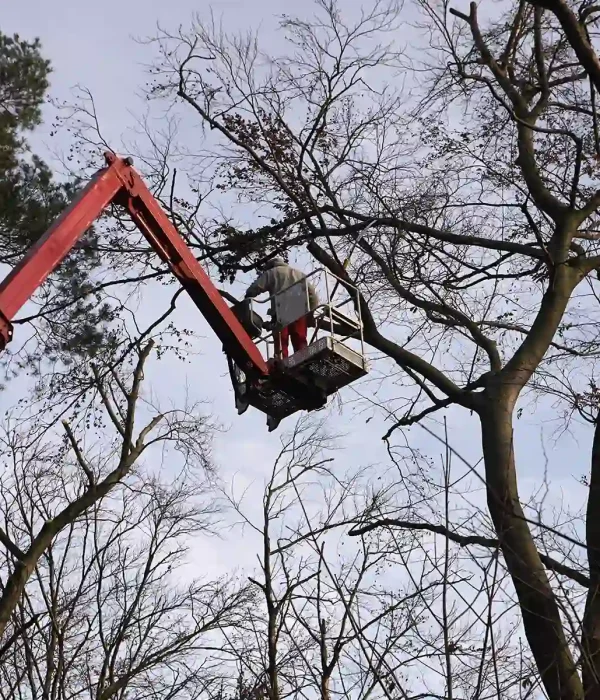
[0,152,269,379]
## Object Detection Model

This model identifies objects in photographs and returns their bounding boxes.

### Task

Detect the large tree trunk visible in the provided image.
[582,416,600,698]
[480,395,583,700]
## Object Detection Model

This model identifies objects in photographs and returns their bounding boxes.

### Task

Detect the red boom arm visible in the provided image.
[0,152,269,377]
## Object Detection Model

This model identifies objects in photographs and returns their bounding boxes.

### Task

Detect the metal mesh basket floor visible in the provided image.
[248,337,368,419]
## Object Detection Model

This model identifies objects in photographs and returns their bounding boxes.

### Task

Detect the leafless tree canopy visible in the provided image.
[130,1,600,698]
[10,0,600,698]
[0,340,233,698]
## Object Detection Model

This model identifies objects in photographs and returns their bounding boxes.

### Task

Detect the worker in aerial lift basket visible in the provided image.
[244,257,319,359]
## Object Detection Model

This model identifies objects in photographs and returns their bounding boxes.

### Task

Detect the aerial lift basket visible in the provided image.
[238,268,369,421]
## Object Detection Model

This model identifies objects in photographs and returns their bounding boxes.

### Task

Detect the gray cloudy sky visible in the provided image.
[0,0,590,577]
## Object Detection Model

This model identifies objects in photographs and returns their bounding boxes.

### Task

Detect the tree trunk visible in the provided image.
[320,675,330,700]
[582,416,600,698]
[480,395,583,700]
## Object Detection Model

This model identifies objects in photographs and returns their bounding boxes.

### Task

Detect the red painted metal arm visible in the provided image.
[111,154,269,376]
[0,159,124,346]
[0,152,269,378]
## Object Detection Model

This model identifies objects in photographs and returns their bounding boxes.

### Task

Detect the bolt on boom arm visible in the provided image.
[0,152,269,378]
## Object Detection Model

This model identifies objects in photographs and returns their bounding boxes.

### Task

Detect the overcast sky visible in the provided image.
[0,0,590,580]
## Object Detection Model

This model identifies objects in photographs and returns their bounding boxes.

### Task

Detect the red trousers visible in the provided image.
[275,316,308,358]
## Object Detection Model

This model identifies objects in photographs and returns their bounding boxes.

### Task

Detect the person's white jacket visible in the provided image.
[245,258,319,311]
